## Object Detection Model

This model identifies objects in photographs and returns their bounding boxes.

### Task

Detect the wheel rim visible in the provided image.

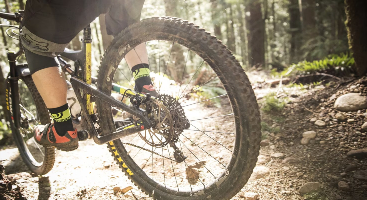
[103,39,239,193]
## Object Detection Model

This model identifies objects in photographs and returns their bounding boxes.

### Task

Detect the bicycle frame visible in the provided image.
[1,11,155,145]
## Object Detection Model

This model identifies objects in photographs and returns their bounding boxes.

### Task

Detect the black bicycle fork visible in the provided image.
[7,51,29,130]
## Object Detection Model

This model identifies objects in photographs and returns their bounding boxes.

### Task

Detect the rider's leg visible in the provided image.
[21,0,106,150]
[124,43,157,95]
[106,0,157,95]
[31,67,67,109]
[125,43,148,66]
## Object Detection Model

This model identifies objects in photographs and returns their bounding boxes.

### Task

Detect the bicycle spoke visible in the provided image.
[182,93,228,108]
[167,146,180,191]
[189,124,232,153]
[124,142,175,161]
[177,74,221,102]
[184,129,234,135]
[189,113,234,122]
[177,48,191,97]
[161,135,166,188]
[177,60,205,100]
[151,143,154,175]
[182,160,194,192]
[132,142,147,159]
[158,41,175,94]
[117,68,134,88]
[178,138,218,178]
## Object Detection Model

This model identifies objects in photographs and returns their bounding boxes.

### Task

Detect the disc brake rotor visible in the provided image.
[138,98,173,147]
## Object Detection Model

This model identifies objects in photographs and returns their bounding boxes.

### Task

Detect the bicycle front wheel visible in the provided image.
[5,76,55,175]
[97,17,261,199]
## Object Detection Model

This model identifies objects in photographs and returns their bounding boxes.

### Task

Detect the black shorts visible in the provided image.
[21,0,145,74]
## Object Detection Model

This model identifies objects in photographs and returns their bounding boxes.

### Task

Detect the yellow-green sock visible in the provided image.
[49,103,74,136]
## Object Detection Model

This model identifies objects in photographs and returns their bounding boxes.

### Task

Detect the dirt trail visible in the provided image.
[1,141,146,199]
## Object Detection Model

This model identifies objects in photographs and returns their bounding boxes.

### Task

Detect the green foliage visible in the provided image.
[261,92,286,114]
[0,120,10,144]
[192,82,226,107]
[261,121,280,134]
[286,82,305,90]
[282,53,355,76]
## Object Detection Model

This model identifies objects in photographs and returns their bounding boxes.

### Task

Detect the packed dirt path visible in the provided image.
[1,70,367,200]
[1,141,146,199]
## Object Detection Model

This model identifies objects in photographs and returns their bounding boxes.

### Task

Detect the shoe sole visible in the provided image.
[36,139,79,152]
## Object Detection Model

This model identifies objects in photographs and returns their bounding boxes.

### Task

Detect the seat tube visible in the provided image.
[83,25,93,115]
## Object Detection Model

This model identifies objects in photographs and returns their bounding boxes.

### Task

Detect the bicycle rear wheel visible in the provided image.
[5,76,55,175]
[97,17,261,199]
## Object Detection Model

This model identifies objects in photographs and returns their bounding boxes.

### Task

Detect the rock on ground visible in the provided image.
[303,131,317,139]
[347,149,367,159]
[338,181,349,191]
[354,170,367,181]
[334,93,367,112]
[299,182,321,195]
[260,139,270,147]
[251,166,270,179]
[282,157,298,164]
[310,118,317,122]
[301,138,310,145]
[244,192,259,200]
[257,155,270,164]
[362,122,367,131]
[335,113,347,121]
[271,153,285,158]
[315,120,326,127]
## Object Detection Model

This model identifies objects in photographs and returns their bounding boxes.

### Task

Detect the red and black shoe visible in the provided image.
[141,85,159,97]
[34,123,79,151]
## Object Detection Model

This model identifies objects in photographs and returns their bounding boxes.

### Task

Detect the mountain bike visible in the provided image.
[0,11,261,200]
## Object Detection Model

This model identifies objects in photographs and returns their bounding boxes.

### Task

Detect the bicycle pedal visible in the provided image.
[77,130,90,141]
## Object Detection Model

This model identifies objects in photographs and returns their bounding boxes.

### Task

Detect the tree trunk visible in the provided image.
[164,0,179,16]
[236,3,247,66]
[164,0,186,83]
[302,0,316,32]
[301,0,316,60]
[210,0,222,40]
[226,4,236,52]
[337,0,347,41]
[99,14,113,51]
[18,0,24,10]
[2,0,10,45]
[289,0,302,63]
[345,0,367,76]
[246,0,265,68]
[4,0,10,13]
[0,22,7,46]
